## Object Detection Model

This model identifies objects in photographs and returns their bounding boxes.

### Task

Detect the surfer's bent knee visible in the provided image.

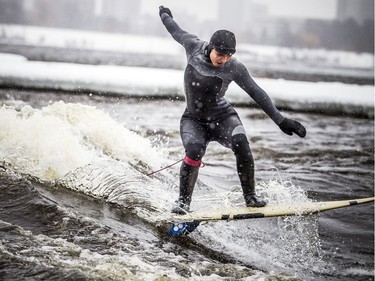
[184,143,206,162]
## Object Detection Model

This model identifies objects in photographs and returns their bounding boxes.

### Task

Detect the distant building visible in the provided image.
[0,0,140,33]
[217,0,269,42]
[337,0,374,24]
[95,0,140,23]
[217,0,268,31]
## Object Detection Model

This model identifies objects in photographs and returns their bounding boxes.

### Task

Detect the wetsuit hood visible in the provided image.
[208,30,236,55]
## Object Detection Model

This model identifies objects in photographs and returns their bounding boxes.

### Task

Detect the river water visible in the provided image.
[0,89,373,281]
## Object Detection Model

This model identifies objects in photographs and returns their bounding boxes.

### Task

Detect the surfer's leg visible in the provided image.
[215,115,266,207]
[231,133,266,207]
[172,118,207,214]
[172,157,201,214]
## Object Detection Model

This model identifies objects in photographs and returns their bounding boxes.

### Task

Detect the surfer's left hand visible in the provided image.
[279,118,306,138]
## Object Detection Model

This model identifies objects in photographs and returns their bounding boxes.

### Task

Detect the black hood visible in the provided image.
[208,30,236,55]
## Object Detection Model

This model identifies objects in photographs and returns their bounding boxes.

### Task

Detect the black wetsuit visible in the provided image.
[161,13,284,155]
[161,13,285,210]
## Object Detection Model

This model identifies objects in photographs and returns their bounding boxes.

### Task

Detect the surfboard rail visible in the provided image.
[170,197,374,223]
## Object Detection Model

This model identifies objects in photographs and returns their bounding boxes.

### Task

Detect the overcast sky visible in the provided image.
[140,0,218,21]
[257,0,337,20]
[141,0,337,21]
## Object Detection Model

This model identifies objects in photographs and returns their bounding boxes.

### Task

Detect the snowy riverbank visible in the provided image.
[1,24,374,84]
[0,53,373,118]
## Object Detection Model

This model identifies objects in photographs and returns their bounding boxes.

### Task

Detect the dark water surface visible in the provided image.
[0,90,373,280]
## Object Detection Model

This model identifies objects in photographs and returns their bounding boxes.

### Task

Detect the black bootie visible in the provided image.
[242,180,267,208]
[237,159,266,208]
[244,193,267,208]
[171,162,199,214]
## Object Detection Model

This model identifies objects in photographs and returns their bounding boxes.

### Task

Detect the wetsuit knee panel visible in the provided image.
[232,125,246,137]
[231,133,249,147]
[231,133,252,160]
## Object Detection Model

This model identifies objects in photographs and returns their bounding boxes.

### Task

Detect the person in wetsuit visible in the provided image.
[159,6,306,214]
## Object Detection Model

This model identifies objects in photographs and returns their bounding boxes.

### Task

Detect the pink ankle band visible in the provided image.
[183,156,202,167]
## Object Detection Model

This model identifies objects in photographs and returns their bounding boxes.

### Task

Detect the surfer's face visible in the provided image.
[210,49,232,68]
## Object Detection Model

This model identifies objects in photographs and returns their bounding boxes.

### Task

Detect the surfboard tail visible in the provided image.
[169,221,200,236]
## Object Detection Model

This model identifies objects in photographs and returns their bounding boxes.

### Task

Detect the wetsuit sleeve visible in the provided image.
[233,61,284,125]
[160,14,199,53]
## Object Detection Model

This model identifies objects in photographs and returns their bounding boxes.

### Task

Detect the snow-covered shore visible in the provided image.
[0,53,373,118]
[0,25,373,117]
[1,24,373,71]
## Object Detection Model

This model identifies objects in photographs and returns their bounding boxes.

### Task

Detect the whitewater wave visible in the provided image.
[0,101,179,220]
[0,101,166,180]
[0,101,325,278]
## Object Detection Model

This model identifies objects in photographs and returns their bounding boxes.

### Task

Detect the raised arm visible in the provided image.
[159,6,199,52]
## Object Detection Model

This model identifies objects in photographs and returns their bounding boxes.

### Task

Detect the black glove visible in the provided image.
[159,6,173,18]
[279,118,306,138]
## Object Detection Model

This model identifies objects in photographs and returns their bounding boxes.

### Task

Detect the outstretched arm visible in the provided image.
[159,6,199,51]
[234,62,306,138]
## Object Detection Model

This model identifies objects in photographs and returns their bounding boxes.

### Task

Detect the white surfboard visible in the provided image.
[168,197,374,235]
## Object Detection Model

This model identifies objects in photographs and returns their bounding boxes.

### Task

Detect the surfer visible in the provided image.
[159,6,306,214]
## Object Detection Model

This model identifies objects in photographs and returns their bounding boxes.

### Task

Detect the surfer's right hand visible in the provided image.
[159,6,173,18]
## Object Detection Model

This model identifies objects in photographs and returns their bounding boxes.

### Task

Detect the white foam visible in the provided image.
[0,104,94,179]
[190,179,322,277]
[0,101,164,180]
